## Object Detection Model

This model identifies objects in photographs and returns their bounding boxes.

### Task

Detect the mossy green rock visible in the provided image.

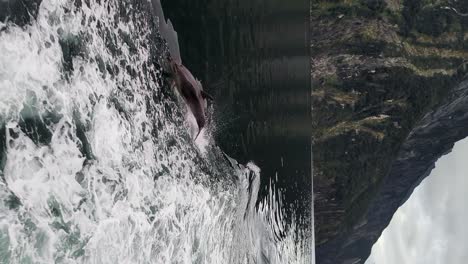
[312,0,468,263]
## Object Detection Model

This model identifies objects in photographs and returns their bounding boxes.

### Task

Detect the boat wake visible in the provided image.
[0,0,312,263]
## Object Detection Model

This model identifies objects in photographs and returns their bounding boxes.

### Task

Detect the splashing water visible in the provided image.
[0,0,312,263]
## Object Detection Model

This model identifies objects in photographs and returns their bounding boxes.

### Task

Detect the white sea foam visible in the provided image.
[0,0,312,263]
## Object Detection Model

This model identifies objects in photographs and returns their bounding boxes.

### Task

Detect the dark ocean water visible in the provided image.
[0,0,314,262]
[161,0,311,225]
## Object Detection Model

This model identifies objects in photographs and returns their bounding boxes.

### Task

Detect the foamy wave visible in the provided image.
[0,1,311,263]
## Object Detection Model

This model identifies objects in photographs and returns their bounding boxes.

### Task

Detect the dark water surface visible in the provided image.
[161,0,311,226]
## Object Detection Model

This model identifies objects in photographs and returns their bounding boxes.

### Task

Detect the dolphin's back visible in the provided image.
[177,64,202,93]
[173,64,207,132]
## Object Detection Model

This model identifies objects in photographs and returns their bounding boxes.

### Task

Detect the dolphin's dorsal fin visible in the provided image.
[194,128,202,140]
[201,90,214,100]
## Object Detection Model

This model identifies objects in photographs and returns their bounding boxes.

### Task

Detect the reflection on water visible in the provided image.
[161,0,311,228]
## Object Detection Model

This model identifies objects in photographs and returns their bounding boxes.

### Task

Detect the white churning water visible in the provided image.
[0,0,313,263]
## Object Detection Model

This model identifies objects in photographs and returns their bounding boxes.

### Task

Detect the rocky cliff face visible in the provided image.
[312,0,468,263]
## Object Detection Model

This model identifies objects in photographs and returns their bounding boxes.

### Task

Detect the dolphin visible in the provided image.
[152,2,212,140]
[168,57,213,139]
